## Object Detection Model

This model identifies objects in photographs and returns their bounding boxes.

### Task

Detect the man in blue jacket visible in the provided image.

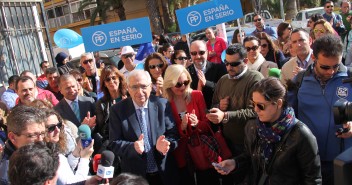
[288,35,352,185]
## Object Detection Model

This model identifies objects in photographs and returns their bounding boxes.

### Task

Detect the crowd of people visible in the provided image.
[0,1,352,185]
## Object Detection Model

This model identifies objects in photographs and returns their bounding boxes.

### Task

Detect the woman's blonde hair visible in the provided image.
[163,64,192,102]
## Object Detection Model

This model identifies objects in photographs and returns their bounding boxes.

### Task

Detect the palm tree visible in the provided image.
[285,0,297,20]
[79,0,127,25]
[145,0,164,34]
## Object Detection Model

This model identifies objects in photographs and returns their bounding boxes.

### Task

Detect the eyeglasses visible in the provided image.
[253,18,262,22]
[149,63,164,69]
[250,100,274,111]
[105,76,117,82]
[317,62,340,70]
[190,51,206,56]
[129,84,150,91]
[15,131,46,139]
[47,122,63,133]
[261,44,268,48]
[175,80,190,88]
[314,28,326,34]
[245,45,259,52]
[123,54,134,59]
[76,78,83,82]
[326,5,333,8]
[83,59,93,65]
[287,27,292,31]
[176,57,188,60]
[224,60,242,67]
[168,50,174,53]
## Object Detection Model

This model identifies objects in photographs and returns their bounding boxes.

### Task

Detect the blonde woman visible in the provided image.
[163,64,217,185]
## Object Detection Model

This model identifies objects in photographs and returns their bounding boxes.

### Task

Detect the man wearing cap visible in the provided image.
[119,46,141,78]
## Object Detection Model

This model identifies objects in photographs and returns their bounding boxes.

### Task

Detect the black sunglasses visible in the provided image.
[83,59,93,65]
[318,62,340,70]
[176,57,188,60]
[261,44,268,48]
[326,5,333,8]
[47,122,63,133]
[149,63,164,69]
[190,51,206,56]
[250,100,273,111]
[245,45,259,52]
[123,54,134,59]
[105,76,117,82]
[224,60,242,67]
[175,80,190,88]
[253,18,262,22]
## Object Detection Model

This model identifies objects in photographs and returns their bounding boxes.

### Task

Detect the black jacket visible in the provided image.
[235,119,322,185]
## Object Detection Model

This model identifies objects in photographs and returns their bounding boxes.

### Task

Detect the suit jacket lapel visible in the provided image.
[126,98,143,138]
[148,97,158,144]
[78,96,86,121]
[62,100,80,125]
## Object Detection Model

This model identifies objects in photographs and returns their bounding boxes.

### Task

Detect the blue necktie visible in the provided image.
[71,101,80,122]
[137,108,157,172]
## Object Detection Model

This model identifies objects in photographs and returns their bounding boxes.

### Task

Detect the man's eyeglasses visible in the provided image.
[253,18,262,22]
[176,57,188,61]
[261,44,268,48]
[313,28,326,34]
[326,5,334,8]
[129,84,150,91]
[149,63,164,69]
[47,122,63,133]
[123,54,134,59]
[317,62,340,70]
[224,60,242,67]
[105,76,117,82]
[175,80,190,88]
[83,59,93,65]
[190,51,206,56]
[245,45,259,52]
[14,131,46,139]
[287,27,292,31]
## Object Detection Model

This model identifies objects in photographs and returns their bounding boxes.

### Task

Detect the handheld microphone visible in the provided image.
[93,154,101,173]
[97,150,115,181]
[78,124,92,148]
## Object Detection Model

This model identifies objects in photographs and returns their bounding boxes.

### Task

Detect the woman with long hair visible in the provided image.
[144,52,168,96]
[96,65,127,140]
[256,32,286,68]
[215,77,321,185]
[231,29,245,44]
[313,19,337,41]
[274,22,292,57]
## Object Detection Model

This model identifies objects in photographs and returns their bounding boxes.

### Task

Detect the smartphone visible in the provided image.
[212,162,227,173]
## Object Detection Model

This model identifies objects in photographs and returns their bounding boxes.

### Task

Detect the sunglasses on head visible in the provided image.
[224,60,242,67]
[83,59,93,65]
[105,76,117,82]
[253,18,262,22]
[176,57,188,60]
[317,62,340,70]
[261,44,268,48]
[245,45,259,52]
[190,51,206,56]
[149,63,164,69]
[47,122,63,133]
[175,80,190,88]
[123,54,134,59]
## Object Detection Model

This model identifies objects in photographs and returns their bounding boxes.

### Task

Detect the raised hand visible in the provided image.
[188,109,199,127]
[82,111,96,128]
[134,134,145,154]
[156,135,170,155]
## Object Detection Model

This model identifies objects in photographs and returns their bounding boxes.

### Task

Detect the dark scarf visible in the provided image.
[256,107,296,164]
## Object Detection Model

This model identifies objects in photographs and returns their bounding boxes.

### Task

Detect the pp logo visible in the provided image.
[59,37,70,47]
[187,11,202,26]
[106,171,112,175]
[92,31,107,46]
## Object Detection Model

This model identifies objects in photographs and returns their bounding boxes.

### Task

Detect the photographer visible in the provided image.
[288,34,352,185]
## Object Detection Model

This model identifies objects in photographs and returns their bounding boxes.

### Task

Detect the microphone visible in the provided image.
[78,124,92,148]
[93,154,101,173]
[97,150,115,181]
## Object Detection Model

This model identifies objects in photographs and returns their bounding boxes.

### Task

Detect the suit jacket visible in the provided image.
[54,96,96,127]
[109,95,179,185]
[187,61,227,109]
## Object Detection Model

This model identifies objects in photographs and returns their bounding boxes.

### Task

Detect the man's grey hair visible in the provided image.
[126,70,152,86]
[80,52,94,63]
[7,105,45,134]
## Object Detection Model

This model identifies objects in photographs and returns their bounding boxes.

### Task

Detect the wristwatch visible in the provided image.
[222,112,229,123]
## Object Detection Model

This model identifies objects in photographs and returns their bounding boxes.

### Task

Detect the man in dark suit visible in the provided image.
[109,70,179,185]
[187,40,227,109]
[54,74,96,128]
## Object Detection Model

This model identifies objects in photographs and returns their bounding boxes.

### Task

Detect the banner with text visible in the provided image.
[176,0,243,34]
[81,17,152,52]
